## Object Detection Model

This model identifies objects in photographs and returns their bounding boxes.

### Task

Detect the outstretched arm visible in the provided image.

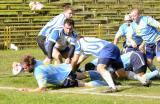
[71,54,80,71]
[18,87,47,92]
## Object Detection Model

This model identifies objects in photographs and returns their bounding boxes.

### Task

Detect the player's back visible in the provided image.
[76,37,111,56]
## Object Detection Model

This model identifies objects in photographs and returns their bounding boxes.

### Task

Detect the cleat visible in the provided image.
[142,80,152,87]
[136,75,147,85]
[102,87,118,93]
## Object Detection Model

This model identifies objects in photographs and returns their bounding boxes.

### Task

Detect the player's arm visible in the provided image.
[65,45,75,64]
[71,53,80,71]
[36,35,47,56]
[147,16,160,29]
[138,40,145,53]
[114,33,121,45]
[77,54,88,65]
[114,25,124,45]
[46,30,60,61]
[18,87,47,92]
[47,41,55,60]
[126,27,137,48]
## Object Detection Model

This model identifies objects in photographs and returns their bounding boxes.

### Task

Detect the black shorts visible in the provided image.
[62,72,78,88]
[98,58,123,71]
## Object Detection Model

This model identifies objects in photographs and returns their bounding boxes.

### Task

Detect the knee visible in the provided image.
[97,64,106,74]
[156,57,160,62]
[54,54,62,60]
[146,59,152,66]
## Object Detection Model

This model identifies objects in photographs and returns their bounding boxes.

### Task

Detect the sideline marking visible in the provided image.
[1,86,160,99]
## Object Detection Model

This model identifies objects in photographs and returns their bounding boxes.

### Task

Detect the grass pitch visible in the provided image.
[0,48,160,104]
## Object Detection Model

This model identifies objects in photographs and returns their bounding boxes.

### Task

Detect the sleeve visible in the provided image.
[74,41,81,55]
[115,25,126,38]
[48,30,60,42]
[147,16,160,29]
[68,45,75,58]
[69,32,78,46]
[46,14,66,28]
[47,41,55,59]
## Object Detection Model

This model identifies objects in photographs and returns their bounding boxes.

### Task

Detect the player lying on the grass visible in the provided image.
[84,51,159,86]
[12,55,109,92]
[71,36,147,92]
[121,51,159,82]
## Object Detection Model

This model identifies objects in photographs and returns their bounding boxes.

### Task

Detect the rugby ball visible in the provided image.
[12,63,23,75]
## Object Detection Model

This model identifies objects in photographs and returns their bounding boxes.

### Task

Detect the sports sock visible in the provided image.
[144,70,159,80]
[127,71,137,80]
[101,70,116,89]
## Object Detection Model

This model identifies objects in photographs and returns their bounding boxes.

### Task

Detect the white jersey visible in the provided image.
[75,37,110,57]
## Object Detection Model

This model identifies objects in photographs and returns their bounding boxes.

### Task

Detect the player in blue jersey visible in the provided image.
[43,18,78,64]
[114,14,142,53]
[71,37,127,92]
[13,55,111,92]
[13,55,83,92]
[36,4,73,57]
[84,51,159,87]
[121,51,159,84]
[129,8,160,74]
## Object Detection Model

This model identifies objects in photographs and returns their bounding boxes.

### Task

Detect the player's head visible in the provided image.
[63,4,73,18]
[21,55,36,73]
[130,8,140,22]
[85,62,96,71]
[63,18,74,35]
[124,14,132,26]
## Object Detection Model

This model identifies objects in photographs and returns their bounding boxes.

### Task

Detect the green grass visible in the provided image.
[1,48,160,104]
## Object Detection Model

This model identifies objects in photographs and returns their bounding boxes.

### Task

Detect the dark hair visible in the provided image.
[21,55,36,73]
[64,18,74,27]
[85,63,96,71]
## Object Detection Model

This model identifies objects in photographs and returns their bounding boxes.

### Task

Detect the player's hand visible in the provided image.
[43,57,52,64]
[65,58,71,64]
[131,41,137,48]
[139,44,145,53]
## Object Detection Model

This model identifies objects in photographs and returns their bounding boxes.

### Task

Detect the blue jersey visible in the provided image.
[75,37,111,57]
[120,52,133,69]
[39,13,66,36]
[115,23,129,37]
[46,29,78,50]
[34,63,72,88]
[34,60,44,67]
[116,23,142,46]
[130,16,160,44]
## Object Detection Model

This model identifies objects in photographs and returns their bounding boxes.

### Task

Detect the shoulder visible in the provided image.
[72,31,78,38]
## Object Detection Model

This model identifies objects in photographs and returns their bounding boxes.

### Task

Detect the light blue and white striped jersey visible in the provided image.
[115,23,129,37]
[39,13,66,36]
[130,16,160,44]
[120,52,133,69]
[116,23,142,46]
[46,29,78,50]
[34,63,72,88]
[75,37,111,57]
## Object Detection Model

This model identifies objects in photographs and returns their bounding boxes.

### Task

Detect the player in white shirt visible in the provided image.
[71,37,125,92]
